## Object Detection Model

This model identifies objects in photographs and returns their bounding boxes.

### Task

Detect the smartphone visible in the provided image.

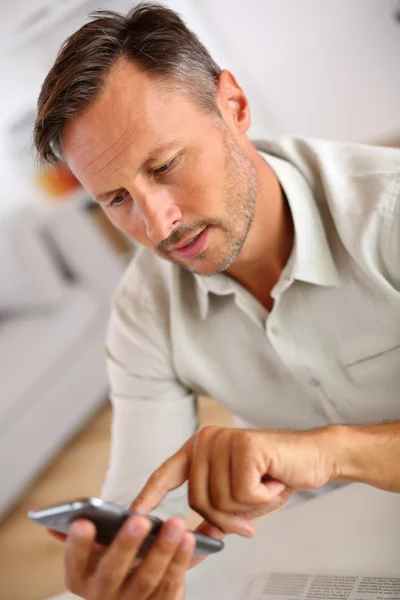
[28,497,224,558]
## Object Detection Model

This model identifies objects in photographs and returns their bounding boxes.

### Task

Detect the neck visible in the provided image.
[227,143,294,306]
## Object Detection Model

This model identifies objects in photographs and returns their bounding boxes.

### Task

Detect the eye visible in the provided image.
[108,191,129,208]
[153,156,177,177]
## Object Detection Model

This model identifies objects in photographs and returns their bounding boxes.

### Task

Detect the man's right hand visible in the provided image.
[61,515,196,599]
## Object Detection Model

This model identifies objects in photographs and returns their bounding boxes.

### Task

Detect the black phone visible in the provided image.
[28,497,224,558]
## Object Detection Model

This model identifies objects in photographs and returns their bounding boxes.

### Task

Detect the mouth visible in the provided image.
[171,226,210,260]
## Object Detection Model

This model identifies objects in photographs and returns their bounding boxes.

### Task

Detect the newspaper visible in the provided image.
[247,573,400,600]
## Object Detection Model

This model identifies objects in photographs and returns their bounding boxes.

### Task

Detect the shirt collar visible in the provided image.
[194,143,340,319]
[194,272,236,319]
[261,151,339,288]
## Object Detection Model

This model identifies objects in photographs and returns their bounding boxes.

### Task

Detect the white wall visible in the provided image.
[0,0,399,212]
[0,0,37,214]
[196,0,400,141]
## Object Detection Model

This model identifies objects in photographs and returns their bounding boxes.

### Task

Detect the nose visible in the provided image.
[139,191,182,245]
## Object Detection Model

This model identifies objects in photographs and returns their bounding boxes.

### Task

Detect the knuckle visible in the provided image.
[139,468,166,498]
[188,487,208,518]
[162,574,180,594]
[134,572,154,594]
[198,425,219,440]
[237,430,256,453]
[188,487,200,512]
[96,568,117,589]
[148,467,164,485]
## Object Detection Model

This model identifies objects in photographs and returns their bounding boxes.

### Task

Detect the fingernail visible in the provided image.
[163,520,184,542]
[127,517,148,538]
[180,532,195,552]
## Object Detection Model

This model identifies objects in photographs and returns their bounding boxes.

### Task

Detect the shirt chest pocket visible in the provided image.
[340,334,400,389]
[335,334,400,423]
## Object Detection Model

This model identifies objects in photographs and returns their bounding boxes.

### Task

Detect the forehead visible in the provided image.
[62,59,200,184]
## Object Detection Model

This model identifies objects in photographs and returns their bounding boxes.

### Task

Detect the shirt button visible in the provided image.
[309,378,321,388]
[270,326,279,336]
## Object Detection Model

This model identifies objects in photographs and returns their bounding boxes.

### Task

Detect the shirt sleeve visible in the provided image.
[100,269,198,520]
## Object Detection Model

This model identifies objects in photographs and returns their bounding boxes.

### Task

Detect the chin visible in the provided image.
[179,261,217,277]
[184,252,235,277]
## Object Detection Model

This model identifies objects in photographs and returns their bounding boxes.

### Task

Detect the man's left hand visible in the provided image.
[131,425,337,537]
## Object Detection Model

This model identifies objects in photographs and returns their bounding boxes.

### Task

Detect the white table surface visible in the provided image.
[186,483,400,600]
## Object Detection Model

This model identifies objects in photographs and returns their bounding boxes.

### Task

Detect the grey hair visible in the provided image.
[34,1,221,164]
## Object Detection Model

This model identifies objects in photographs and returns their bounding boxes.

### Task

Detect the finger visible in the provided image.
[47,527,105,554]
[47,528,107,553]
[209,429,252,514]
[193,519,226,541]
[236,488,293,526]
[93,516,152,595]
[209,429,233,509]
[190,429,254,537]
[64,519,96,594]
[124,517,186,597]
[189,520,226,568]
[187,430,214,527]
[231,431,285,504]
[131,440,193,515]
[153,532,196,599]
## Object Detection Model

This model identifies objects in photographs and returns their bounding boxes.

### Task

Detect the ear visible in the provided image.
[216,70,251,135]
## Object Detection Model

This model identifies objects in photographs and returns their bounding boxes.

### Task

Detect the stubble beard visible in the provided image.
[160,129,258,276]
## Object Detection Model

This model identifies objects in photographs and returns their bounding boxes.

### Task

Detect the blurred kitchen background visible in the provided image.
[0,1,399,599]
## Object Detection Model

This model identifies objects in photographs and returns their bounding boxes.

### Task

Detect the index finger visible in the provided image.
[131,438,194,514]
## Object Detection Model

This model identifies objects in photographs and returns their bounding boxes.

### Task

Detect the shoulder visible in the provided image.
[256,136,400,286]
[255,136,400,214]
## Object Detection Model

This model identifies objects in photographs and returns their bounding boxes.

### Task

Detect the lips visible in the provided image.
[172,231,203,252]
[172,226,209,260]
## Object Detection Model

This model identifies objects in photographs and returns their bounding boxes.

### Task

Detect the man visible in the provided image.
[34,2,400,598]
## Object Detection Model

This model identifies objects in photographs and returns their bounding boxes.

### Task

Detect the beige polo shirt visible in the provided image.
[102,136,400,517]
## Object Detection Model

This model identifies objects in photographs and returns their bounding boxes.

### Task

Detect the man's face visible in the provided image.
[63,60,257,275]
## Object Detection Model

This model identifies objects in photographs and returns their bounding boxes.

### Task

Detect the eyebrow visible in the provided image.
[94,140,181,203]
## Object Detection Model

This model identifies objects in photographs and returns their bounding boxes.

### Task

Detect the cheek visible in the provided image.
[187,150,226,206]
[176,170,223,216]
[104,206,148,245]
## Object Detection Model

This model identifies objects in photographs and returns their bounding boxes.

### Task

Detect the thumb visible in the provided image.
[261,477,286,499]
[131,439,193,514]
